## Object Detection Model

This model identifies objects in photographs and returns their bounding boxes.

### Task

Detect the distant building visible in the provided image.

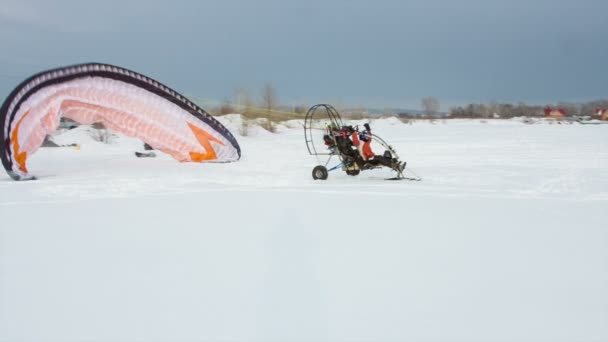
[596,109,608,121]
[544,106,566,118]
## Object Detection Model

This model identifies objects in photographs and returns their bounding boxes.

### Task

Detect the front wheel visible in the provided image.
[312,165,328,180]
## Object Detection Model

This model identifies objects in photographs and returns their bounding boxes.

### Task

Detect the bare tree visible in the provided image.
[343,105,366,119]
[261,82,277,115]
[557,102,580,117]
[90,122,113,143]
[218,98,235,115]
[382,107,394,118]
[294,104,308,115]
[233,87,251,114]
[421,97,440,116]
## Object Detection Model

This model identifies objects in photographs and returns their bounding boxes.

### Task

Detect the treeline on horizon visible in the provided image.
[412,99,608,119]
[203,83,608,121]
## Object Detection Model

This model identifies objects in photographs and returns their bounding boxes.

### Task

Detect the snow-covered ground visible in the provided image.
[1,118,607,342]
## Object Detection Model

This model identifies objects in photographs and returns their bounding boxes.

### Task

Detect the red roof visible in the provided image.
[544,106,566,117]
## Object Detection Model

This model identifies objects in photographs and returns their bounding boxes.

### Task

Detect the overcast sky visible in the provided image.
[1,0,607,109]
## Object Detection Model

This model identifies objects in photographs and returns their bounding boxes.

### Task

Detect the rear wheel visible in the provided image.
[346,169,360,176]
[312,165,328,180]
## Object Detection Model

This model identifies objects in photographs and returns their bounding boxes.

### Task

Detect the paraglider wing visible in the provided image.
[0,63,241,180]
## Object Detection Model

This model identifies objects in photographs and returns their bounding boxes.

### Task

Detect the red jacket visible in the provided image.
[351,132,360,147]
[362,140,374,159]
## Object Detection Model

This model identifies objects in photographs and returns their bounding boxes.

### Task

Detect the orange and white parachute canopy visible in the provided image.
[0,63,241,180]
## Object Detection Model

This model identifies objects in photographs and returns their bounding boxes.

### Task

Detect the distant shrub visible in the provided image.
[90,122,114,143]
[294,105,308,115]
[397,116,410,124]
[342,109,367,120]
[260,118,277,133]
[219,103,235,115]
[239,118,250,136]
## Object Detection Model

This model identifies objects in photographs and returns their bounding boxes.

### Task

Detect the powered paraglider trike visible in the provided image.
[303,104,420,181]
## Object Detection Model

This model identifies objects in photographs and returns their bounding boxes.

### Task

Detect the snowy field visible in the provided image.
[1,118,607,342]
